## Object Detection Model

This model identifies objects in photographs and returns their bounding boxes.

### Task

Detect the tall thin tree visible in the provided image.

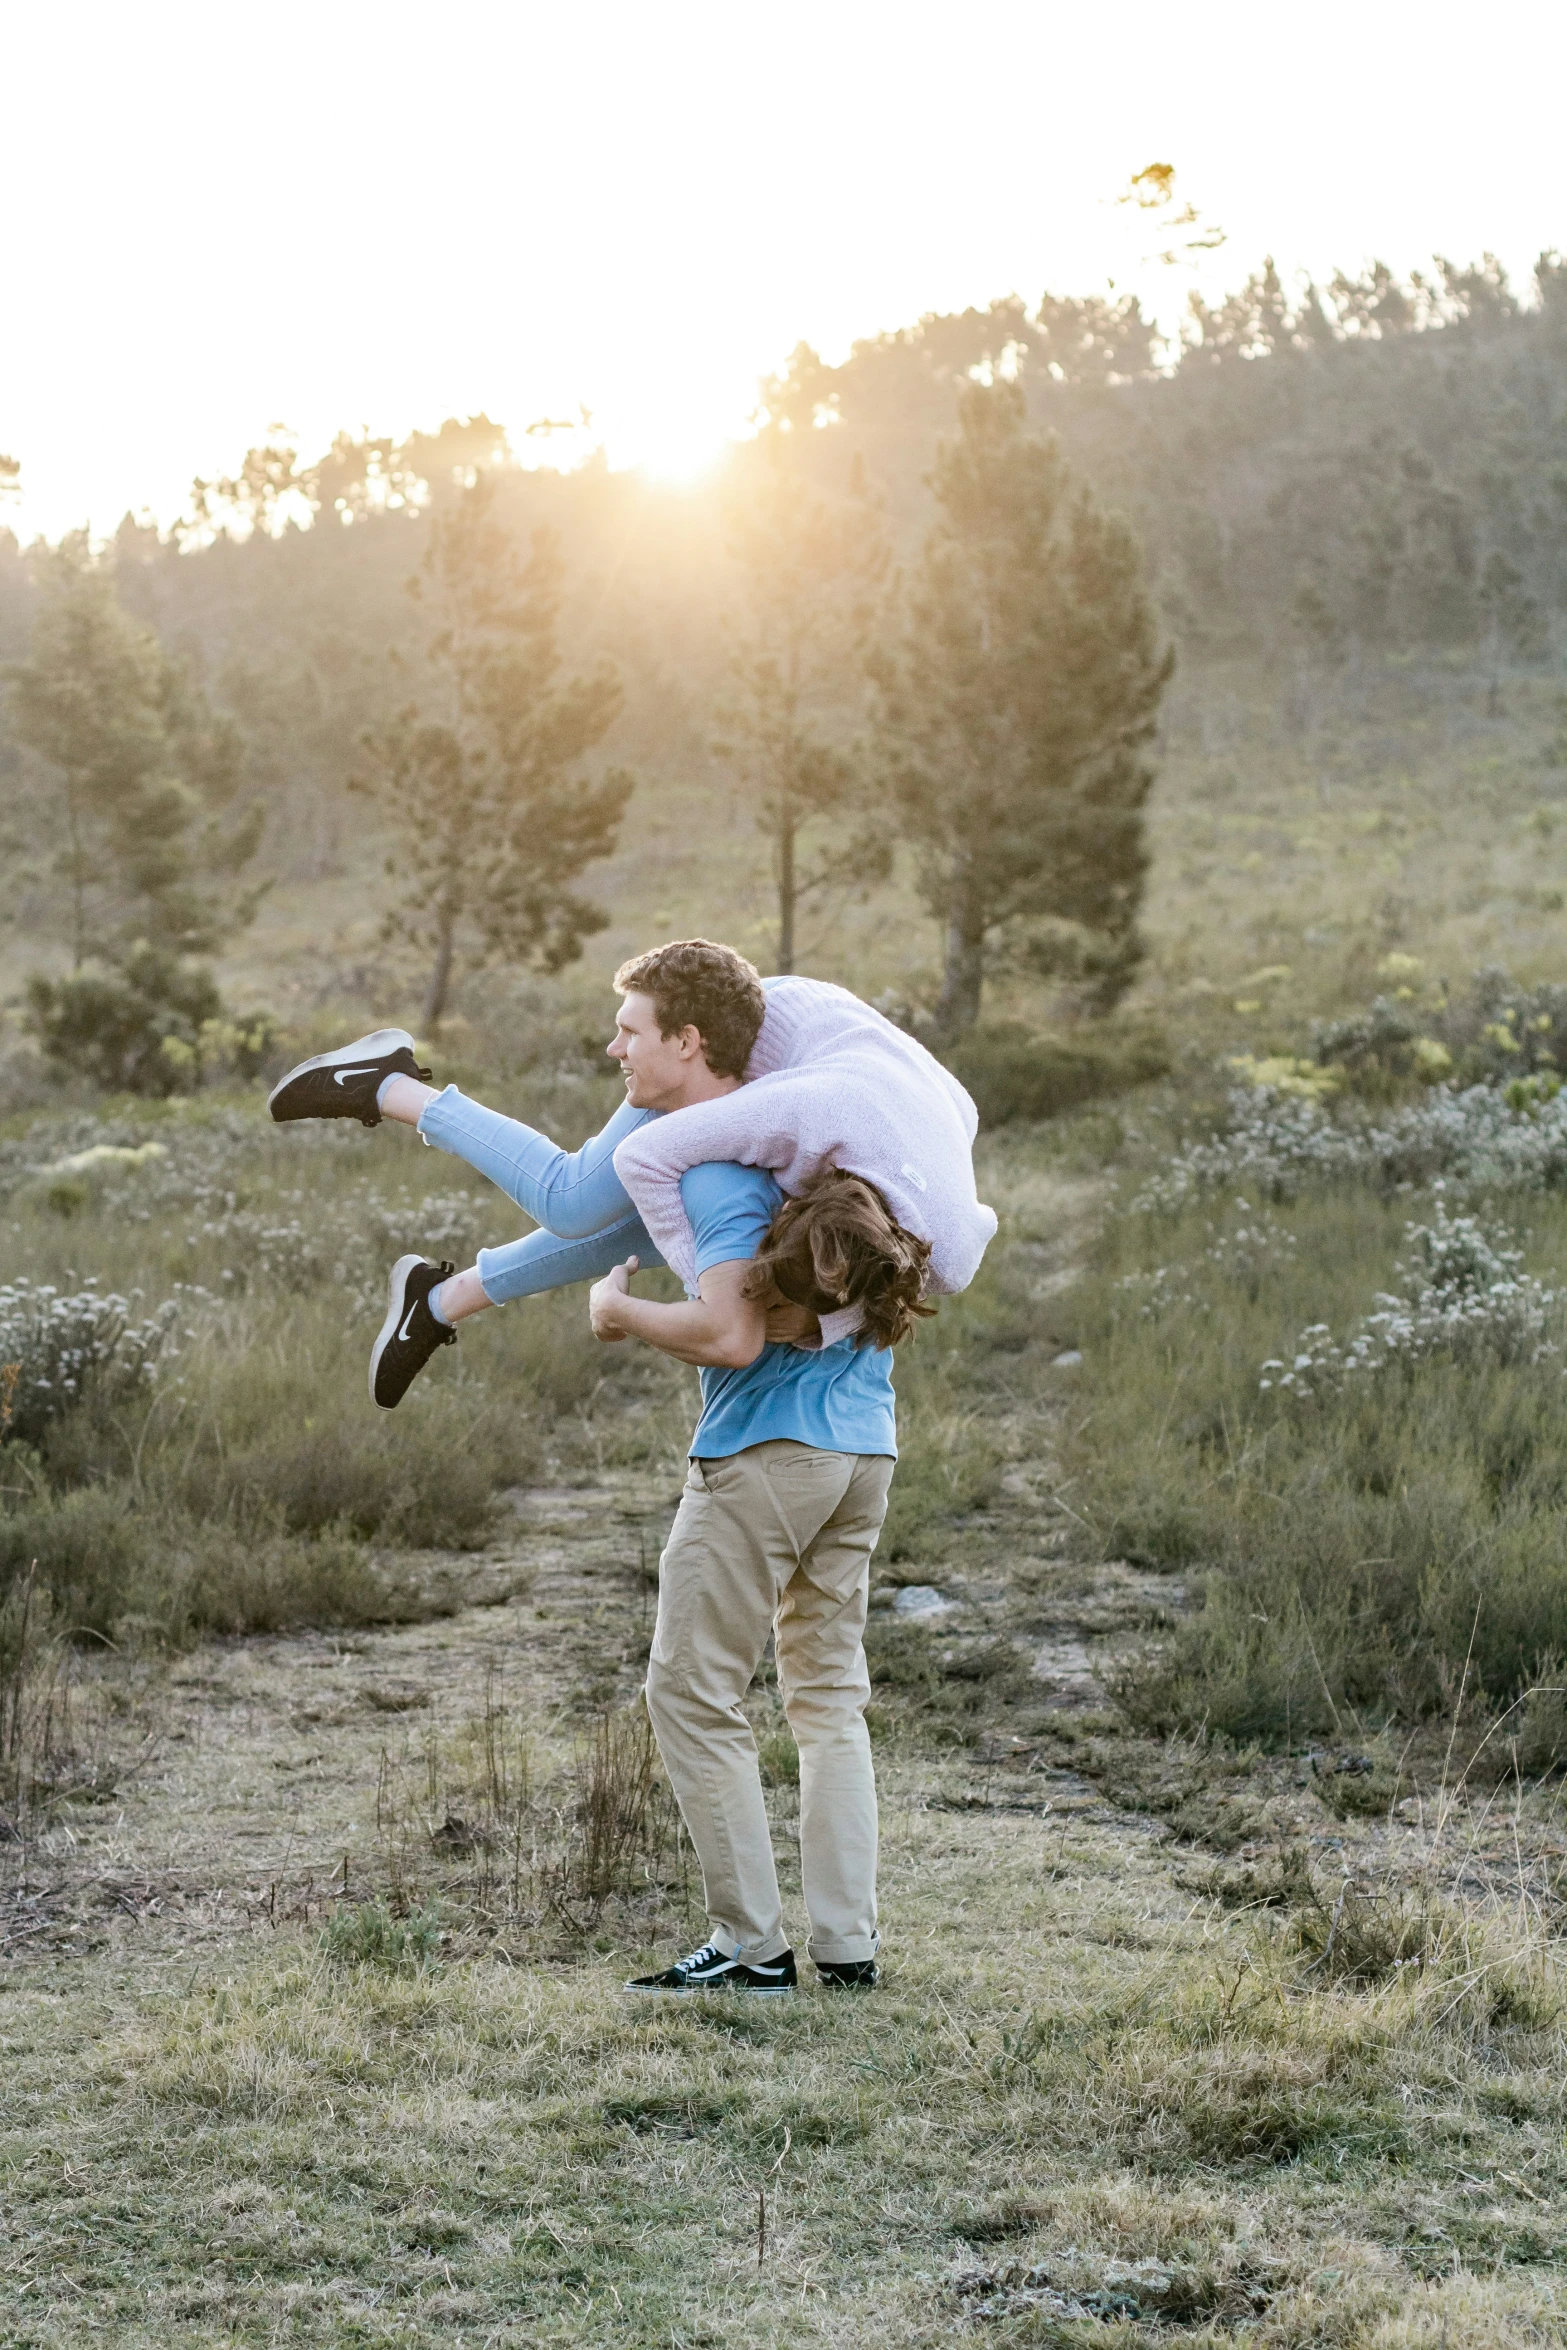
[6,552,253,966]
[357,474,631,1030]
[719,445,887,972]
[872,383,1172,1034]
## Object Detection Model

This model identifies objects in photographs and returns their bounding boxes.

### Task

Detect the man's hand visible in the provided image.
[588,1257,766,1368]
[763,1298,821,1349]
[589,1255,639,1342]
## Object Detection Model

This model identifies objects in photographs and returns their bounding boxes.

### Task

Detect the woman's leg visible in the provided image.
[378,1076,653,1239]
[434,1214,664,1325]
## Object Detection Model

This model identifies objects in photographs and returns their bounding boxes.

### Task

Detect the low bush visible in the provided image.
[1137,1070,1567,1212]
[25,944,274,1097]
[1261,1196,1558,1394]
[1310,968,1567,1101]
[0,1473,416,1647]
[940,1019,1169,1127]
[321,1900,443,1975]
[1312,993,1432,1098]
[0,1276,178,1444]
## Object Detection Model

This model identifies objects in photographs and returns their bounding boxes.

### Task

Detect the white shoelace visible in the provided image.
[676,1942,726,1972]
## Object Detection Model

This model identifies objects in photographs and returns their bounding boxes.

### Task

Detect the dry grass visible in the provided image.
[4,1461,1567,2346]
[6,652,1567,2340]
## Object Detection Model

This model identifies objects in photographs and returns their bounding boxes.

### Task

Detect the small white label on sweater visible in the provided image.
[900,1163,928,1191]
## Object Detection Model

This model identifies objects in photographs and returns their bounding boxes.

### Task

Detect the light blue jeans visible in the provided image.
[417,1087,668,1304]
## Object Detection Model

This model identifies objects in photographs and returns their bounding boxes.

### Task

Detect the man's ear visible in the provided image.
[675,1024,705,1063]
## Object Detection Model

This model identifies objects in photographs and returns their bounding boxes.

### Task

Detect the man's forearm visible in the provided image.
[592,1257,766,1368]
[599,1290,752,1367]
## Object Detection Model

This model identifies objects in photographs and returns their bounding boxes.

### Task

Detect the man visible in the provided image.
[269,941,898,1990]
[585,945,896,1995]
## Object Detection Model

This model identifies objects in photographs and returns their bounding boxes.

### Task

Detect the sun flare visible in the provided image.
[602,397,738,486]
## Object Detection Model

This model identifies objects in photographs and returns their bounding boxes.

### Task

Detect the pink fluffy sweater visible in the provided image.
[611,978,998,1338]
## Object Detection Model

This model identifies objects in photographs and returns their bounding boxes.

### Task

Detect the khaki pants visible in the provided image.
[645,1440,894,1966]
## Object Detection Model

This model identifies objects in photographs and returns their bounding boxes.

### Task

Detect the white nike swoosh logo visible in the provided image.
[333,1065,379,1084]
[397,1303,421,1343]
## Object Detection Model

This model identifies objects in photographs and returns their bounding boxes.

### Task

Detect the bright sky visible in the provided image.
[4,0,1564,543]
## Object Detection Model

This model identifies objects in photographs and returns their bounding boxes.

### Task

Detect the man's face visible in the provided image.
[608,991,703,1109]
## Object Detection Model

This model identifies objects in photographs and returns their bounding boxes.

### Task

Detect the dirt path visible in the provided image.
[3,1481,662,1966]
[2,1464,1179,1973]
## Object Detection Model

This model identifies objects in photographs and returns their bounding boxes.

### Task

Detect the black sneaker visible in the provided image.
[370,1255,457,1409]
[625,1940,797,1994]
[268,1029,432,1127]
[817,1957,879,1989]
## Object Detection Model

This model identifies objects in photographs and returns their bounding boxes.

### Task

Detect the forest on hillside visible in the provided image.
[1,248,1564,1101]
[3,249,1563,854]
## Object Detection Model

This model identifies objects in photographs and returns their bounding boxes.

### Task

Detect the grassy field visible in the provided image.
[7,1635,1567,2349]
[7,651,1567,2344]
[5,1101,1567,2344]
[5,651,1557,1060]
[211,656,1567,1047]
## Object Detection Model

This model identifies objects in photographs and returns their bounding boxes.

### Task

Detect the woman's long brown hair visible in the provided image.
[742,1168,935,1348]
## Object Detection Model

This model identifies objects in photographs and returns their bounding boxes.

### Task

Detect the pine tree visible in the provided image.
[718,444,888,971]
[5,552,253,966]
[872,383,1172,1034]
[357,474,631,1030]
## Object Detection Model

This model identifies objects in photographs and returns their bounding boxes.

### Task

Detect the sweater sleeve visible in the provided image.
[615,982,994,1311]
[612,1086,806,1290]
[611,1085,867,1344]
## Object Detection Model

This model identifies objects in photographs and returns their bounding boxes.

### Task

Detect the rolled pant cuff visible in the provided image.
[807,1934,879,1965]
[712,1926,791,1964]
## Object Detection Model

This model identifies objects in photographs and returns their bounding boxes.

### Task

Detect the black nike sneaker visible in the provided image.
[817,1957,879,1988]
[268,1029,432,1127]
[625,1939,797,1994]
[370,1255,457,1409]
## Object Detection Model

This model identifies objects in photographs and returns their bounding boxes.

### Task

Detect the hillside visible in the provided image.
[3,250,1564,1045]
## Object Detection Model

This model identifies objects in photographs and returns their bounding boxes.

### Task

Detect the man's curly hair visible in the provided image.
[743,1168,935,1349]
[613,939,765,1080]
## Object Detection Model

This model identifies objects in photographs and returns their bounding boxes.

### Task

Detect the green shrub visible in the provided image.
[320,1900,443,1975]
[1312,995,1423,1098]
[0,1473,409,1646]
[0,1277,176,1445]
[1313,969,1567,1100]
[0,1476,162,1633]
[26,946,224,1096]
[25,945,277,1098]
[941,1019,1169,1127]
[1439,970,1567,1089]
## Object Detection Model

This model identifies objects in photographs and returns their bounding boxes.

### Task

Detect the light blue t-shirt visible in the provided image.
[681,1161,897,1462]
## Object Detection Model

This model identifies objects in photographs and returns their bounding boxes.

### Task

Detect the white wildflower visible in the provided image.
[1261,1200,1558,1399]
[0,1280,181,1445]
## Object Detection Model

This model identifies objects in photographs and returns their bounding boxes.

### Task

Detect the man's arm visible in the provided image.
[589,1256,767,1369]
